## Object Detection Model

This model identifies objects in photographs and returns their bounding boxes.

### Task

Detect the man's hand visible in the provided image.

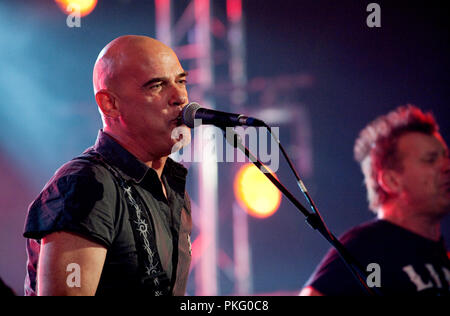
[38,231,107,296]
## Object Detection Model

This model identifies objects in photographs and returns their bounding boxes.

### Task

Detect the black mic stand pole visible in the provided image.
[219,126,382,296]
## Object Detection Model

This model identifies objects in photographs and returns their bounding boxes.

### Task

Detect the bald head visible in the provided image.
[91,35,189,159]
[93,35,178,95]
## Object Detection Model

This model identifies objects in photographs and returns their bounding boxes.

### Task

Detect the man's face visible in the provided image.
[113,43,189,157]
[394,132,450,218]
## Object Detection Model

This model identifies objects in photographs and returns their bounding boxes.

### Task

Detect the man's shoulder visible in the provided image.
[51,152,115,184]
[24,152,121,245]
[339,219,391,245]
[34,152,119,202]
[303,219,399,295]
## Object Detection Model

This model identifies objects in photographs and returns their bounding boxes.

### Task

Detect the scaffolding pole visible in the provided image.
[155,0,219,296]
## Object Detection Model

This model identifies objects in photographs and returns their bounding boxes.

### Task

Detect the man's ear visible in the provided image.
[377,169,401,196]
[95,90,120,118]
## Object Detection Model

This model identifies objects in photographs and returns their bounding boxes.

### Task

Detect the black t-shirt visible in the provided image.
[305,219,450,295]
[23,130,192,296]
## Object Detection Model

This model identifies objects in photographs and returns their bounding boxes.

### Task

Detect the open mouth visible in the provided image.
[172,115,183,127]
[170,117,182,127]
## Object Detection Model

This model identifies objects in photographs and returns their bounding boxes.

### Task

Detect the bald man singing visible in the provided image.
[23,35,192,296]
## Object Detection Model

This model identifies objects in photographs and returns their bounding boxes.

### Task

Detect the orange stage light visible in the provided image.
[234,164,282,219]
[55,0,98,17]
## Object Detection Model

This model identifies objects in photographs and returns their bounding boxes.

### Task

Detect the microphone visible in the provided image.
[181,102,265,128]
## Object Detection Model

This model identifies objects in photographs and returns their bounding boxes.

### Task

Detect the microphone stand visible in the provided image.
[219,125,382,296]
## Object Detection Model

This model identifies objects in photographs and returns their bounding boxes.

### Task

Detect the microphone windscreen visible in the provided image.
[181,102,201,128]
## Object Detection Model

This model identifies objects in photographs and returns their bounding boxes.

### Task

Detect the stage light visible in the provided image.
[234,164,282,219]
[55,0,98,17]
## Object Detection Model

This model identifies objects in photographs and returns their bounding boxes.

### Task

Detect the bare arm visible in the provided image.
[37,231,107,296]
[299,286,324,296]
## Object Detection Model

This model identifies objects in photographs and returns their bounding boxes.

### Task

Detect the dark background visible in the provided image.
[0,0,448,295]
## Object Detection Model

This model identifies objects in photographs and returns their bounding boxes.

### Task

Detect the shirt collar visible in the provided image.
[162,157,188,196]
[92,130,188,185]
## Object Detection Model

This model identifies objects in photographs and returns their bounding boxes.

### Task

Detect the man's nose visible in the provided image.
[169,83,188,107]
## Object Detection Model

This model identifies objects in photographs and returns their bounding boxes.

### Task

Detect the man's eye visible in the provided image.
[179,79,187,85]
[150,83,163,89]
[423,157,437,164]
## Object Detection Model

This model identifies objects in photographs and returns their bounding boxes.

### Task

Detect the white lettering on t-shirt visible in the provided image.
[425,264,442,288]
[443,267,450,286]
[402,265,433,291]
